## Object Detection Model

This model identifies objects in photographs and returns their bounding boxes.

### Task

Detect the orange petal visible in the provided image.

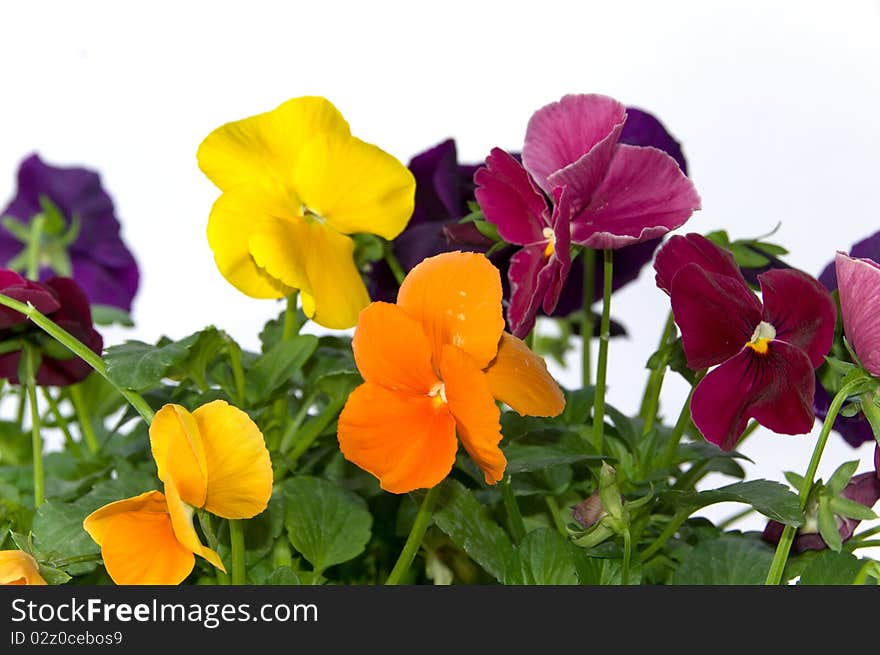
[337,382,457,494]
[485,333,566,417]
[150,404,208,508]
[165,479,226,572]
[353,302,438,393]
[193,400,273,519]
[83,491,196,585]
[439,345,506,485]
[397,252,505,369]
[0,550,46,585]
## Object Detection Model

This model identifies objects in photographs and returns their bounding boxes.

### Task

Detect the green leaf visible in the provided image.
[817,497,843,552]
[505,529,577,585]
[90,305,135,327]
[829,495,877,521]
[571,550,642,585]
[245,335,318,405]
[798,550,865,585]
[38,565,72,585]
[0,420,31,465]
[282,476,372,574]
[432,479,515,583]
[784,471,805,492]
[826,460,860,495]
[31,500,101,568]
[662,479,804,526]
[730,243,769,269]
[352,233,384,268]
[671,536,775,585]
[169,327,228,390]
[824,356,857,376]
[264,566,302,585]
[503,443,600,474]
[104,332,202,390]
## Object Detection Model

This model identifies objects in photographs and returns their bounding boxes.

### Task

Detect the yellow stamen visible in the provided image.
[746,321,776,356]
[429,382,447,407]
[746,338,771,355]
[542,227,555,259]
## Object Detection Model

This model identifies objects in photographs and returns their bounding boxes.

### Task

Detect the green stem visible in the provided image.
[545,496,568,537]
[591,250,613,452]
[278,391,317,454]
[198,511,229,585]
[850,524,880,543]
[661,370,706,467]
[499,476,526,544]
[848,540,880,551]
[281,292,301,341]
[47,553,103,568]
[15,385,26,429]
[40,387,79,458]
[26,214,46,280]
[226,340,246,408]
[582,248,595,388]
[640,510,689,562]
[385,485,441,585]
[24,348,43,507]
[621,526,633,585]
[285,397,346,465]
[0,293,154,424]
[384,246,406,286]
[229,519,246,585]
[639,311,676,429]
[764,378,866,585]
[68,383,99,454]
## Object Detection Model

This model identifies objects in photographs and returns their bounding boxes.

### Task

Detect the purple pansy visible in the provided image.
[0,154,139,312]
[655,233,836,451]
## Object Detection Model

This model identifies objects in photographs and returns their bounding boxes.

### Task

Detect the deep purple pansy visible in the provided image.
[762,471,880,552]
[0,270,102,386]
[654,233,836,451]
[0,154,140,312]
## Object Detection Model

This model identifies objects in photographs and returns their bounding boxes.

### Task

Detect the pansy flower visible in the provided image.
[84,400,272,585]
[0,550,47,585]
[198,96,416,329]
[0,154,140,312]
[654,233,836,451]
[337,251,565,493]
[0,270,102,386]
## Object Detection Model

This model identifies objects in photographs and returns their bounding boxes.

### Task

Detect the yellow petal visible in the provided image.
[197,96,351,193]
[165,479,226,572]
[484,333,566,416]
[83,491,196,585]
[149,404,208,508]
[193,400,273,519]
[293,132,415,240]
[249,216,369,329]
[207,189,295,299]
[0,550,47,585]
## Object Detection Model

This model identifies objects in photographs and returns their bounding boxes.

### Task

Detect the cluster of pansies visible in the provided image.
[1,92,878,588]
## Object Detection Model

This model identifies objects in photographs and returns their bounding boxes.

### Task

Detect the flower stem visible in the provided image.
[591,250,613,452]
[384,245,406,286]
[0,293,154,424]
[278,391,317,454]
[661,370,706,467]
[639,311,676,430]
[23,347,43,507]
[499,475,526,544]
[764,378,867,585]
[621,526,633,585]
[281,292,301,341]
[640,510,689,562]
[68,383,99,454]
[198,511,230,585]
[545,496,568,537]
[226,339,246,408]
[284,397,346,465]
[582,248,596,388]
[229,519,246,585]
[40,387,79,457]
[385,485,442,585]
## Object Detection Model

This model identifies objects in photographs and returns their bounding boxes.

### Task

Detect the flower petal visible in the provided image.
[83,490,196,585]
[337,382,458,494]
[654,233,745,295]
[0,271,60,329]
[670,263,763,369]
[293,133,415,240]
[485,333,565,417]
[397,251,505,369]
[691,342,815,451]
[474,148,548,245]
[249,216,369,329]
[507,244,551,339]
[164,479,225,572]
[523,94,625,198]
[620,107,688,174]
[197,96,351,193]
[820,230,880,290]
[193,400,273,519]
[542,186,574,315]
[149,404,208,509]
[439,345,506,485]
[0,550,46,585]
[571,144,701,249]
[836,252,880,377]
[407,139,474,224]
[353,302,438,394]
[759,269,835,368]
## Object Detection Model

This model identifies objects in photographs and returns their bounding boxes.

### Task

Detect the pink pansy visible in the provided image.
[654,234,836,451]
[835,252,880,377]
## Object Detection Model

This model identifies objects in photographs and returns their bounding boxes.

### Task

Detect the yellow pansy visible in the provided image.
[0,550,47,585]
[198,96,416,329]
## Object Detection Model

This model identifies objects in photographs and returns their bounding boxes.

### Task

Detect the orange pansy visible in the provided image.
[337,251,565,493]
[0,550,47,585]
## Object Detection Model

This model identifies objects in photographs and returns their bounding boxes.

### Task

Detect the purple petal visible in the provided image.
[669,263,762,369]
[758,269,835,369]
[570,145,701,250]
[541,187,574,315]
[819,229,880,291]
[474,148,548,245]
[654,233,744,295]
[70,257,140,313]
[691,341,816,451]
[836,252,880,377]
[522,94,625,197]
[814,377,875,448]
[620,107,688,174]
[407,139,468,225]
[507,244,551,339]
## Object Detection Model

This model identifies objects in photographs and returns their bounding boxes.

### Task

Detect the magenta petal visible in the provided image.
[669,263,762,369]
[758,269,835,369]
[692,341,815,451]
[654,233,744,295]
[522,94,625,196]
[570,145,701,250]
[507,245,551,339]
[474,148,548,245]
[836,252,880,377]
[542,187,573,315]
[0,271,61,329]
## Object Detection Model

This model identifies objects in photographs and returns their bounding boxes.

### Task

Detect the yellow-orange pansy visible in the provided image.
[0,550,47,585]
[198,96,416,329]
[337,251,565,493]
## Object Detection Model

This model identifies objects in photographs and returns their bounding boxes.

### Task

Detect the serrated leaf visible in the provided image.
[662,479,804,526]
[282,477,372,574]
[798,550,865,585]
[104,332,201,390]
[245,335,318,405]
[432,479,515,583]
[505,529,577,585]
[671,536,774,585]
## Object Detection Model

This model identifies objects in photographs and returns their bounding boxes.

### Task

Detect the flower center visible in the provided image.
[428,382,448,408]
[542,227,555,258]
[746,321,776,355]
[302,206,326,224]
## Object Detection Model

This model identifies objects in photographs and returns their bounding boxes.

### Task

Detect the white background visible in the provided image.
[2,0,879,538]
